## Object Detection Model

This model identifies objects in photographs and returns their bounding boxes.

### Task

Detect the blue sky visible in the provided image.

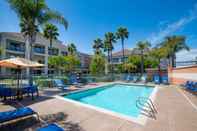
[0,0,197,59]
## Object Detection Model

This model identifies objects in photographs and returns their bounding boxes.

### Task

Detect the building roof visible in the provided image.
[78,52,92,58]
[112,48,150,57]
[0,32,67,48]
[112,49,132,57]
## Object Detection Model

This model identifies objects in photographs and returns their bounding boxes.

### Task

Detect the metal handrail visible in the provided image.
[136,97,157,119]
[138,97,157,114]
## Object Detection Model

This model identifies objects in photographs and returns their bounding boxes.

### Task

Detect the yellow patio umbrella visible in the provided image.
[0,57,44,90]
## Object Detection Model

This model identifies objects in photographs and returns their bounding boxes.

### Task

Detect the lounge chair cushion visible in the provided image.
[0,107,35,123]
[37,123,64,131]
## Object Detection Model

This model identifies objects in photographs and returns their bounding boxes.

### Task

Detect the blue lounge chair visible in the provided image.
[125,75,133,82]
[37,123,64,131]
[141,75,147,83]
[0,107,39,126]
[161,75,168,84]
[0,86,16,100]
[133,76,139,83]
[69,76,81,86]
[53,79,68,90]
[22,85,39,99]
[186,82,197,92]
[184,81,190,87]
[153,75,160,84]
[185,81,193,89]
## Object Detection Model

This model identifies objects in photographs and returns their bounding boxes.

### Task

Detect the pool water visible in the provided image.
[64,84,154,118]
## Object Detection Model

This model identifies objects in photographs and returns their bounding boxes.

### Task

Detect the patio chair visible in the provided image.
[69,76,82,86]
[184,81,191,87]
[0,86,17,100]
[153,75,160,84]
[22,85,39,99]
[133,76,140,83]
[53,79,68,90]
[0,107,39,127]
[186,81,197,92]
[141,75,147,83]
[161,75,168,84]
[125,75,133,82]
[37,123,64,131]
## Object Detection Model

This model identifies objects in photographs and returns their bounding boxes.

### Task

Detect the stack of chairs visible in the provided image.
[153,75,169,85]
[184,81,197,92]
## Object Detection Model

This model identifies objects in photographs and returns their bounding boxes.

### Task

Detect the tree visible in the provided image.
[90,54,105,75]
[123,63,137,73]
[136,41,151,76]
[104,32,116,74]
[93,38,103,54]
[43,23,59,48]
[7,0,68,84]
[64,55,80,73]
[48,56,67,75]
[160,36,189,67]
[150,47,167,81]
[48,55,80,75]
[67,43,77,55]
[116,27,129,63]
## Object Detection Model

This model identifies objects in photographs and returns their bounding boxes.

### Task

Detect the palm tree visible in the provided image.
[67,43,77,55]
[150,47,167,81]
[104,32,116,63]
[93,38,103,54]
[136,41,151,76]
[7,0,68,84]
[116,27,129,63]
[43,23,59,48]
[160,35,189,67]
[104,32,116,74]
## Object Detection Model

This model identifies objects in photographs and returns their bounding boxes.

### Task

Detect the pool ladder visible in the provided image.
[136,97,157,119]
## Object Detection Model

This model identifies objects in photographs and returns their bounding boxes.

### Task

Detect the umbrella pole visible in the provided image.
[17,68,22,100]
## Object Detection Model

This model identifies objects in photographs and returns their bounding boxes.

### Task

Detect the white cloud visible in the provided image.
[148,3,197,45]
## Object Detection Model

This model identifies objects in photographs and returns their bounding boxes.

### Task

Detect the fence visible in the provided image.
[0,73,147,88]
[168,65,197,85]
[176,60,197,67]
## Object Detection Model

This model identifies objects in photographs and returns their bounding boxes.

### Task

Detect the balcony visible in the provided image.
[6,45,25,53]
[48,48,59,56]
[33,46,45,54]
[61,51,68,56]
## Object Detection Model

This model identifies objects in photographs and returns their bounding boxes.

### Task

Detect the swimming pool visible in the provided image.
[62,83,156,121]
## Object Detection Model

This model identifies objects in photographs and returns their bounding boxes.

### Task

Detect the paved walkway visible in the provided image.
[0,85,197,131]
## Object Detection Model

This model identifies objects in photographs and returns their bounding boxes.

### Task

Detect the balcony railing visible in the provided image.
[48,48,59,55]
[33,47,45,54]
[6,46,25,52]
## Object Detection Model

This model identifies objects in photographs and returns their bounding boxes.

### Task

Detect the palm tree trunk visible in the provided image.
[121,38,125,63]
[107,50,110,63]
[158,58,161,83]
[28,33,36,86]
[29,37,34,86]
[140,51,144,76]
[172,53,176,67]
[110,50,114,79]
[50,38,52,49]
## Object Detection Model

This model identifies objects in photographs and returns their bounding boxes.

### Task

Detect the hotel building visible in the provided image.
[0,32,91,76]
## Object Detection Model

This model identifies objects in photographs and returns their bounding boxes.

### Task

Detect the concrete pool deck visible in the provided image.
[0,83,197,131]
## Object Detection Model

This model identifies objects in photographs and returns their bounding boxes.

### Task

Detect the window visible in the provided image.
[6,41,25,52]
[48,48,59,55]
[34,45,45,54]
